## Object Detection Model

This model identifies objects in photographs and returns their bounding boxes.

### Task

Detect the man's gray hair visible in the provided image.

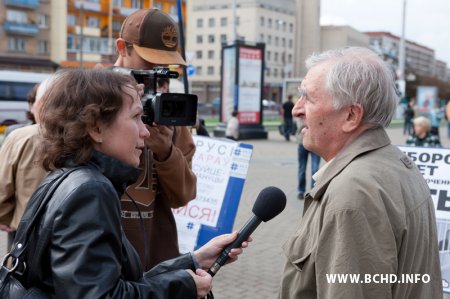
[305,47,399,128]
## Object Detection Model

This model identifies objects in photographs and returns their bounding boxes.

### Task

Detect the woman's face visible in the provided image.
[92,85,150,167]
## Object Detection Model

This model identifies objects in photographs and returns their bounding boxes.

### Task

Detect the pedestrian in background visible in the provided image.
[281,94,295,141]
[403,98,415,135]
[225,110,239,140]
[280,47,442,298]
[446,99,450,139]
[0,76,54,250]
[406,116,441,147]
[9,68,248,298]
[295,117,320,200]
[114,8,197,270]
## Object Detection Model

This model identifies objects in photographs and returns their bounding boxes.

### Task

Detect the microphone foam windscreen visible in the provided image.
[252,186,287,222]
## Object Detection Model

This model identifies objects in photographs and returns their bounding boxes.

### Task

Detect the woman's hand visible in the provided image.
[193,232,252,270]
[186,269,212,298]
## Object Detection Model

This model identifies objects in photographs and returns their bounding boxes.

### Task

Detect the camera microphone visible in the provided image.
[207,186,287,277]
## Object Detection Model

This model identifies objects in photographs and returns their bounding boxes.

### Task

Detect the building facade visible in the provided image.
[186,0,298,103]
[0,0,57,72]
[321,25,370,52]
[0,0,186,70]
[366,31,436,78]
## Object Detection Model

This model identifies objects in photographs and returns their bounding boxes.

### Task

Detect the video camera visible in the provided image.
[114,67,197,126]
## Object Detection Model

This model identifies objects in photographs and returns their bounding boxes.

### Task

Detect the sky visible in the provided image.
[320,0,450,66]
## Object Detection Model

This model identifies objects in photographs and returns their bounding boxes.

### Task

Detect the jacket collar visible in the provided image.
[82,151,142,195]
[308,126,391,202]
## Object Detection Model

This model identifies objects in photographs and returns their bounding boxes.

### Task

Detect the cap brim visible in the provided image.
[133,44,186,66]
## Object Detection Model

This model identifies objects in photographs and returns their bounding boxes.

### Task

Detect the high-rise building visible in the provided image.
[0,0,186,70]
[320,25,370,52]
[0,0,57,72]
[187,0,303,103]
[366,31,436,78]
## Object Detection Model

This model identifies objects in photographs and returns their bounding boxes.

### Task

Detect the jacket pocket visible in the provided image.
[290,251,312,272]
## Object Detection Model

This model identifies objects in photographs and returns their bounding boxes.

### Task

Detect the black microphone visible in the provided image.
[207,186,287,277]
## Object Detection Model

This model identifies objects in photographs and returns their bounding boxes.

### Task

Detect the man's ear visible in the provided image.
[342,103,364,133]
[116,38,128,57]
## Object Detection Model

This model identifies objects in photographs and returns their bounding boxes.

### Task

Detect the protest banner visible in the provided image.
[398,145,450,293]
[173,136,253,252]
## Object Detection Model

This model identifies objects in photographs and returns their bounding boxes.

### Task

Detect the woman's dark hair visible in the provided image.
[40,68,138,170]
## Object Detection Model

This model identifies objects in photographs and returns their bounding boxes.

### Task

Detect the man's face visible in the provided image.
[292,62,349,161]
[125,46,156,70]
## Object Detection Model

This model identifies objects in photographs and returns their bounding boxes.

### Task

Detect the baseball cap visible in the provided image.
[120,8,186,66]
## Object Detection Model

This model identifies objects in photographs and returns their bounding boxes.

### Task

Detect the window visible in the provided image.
[288,54,292,63]
[86,16,99,28]
[169,5,176,15]
[275,37,279,46]
[282,22,286,31]
[196,50,202,59]
[267,51,271,61]
[67,14,76,26]
[274,52,278,62]
[153,2,162,10]
[208,18,215,27]
[274,68,278,77]
[39,40,49,53]
[113,0,123,6]
[8,37,26,52]
[220,34,227,43]
[208,50,214,59]
[281,38,286,47]
[207,66,214,75]
[196,35,203,44]
[220,17,227,27]
[275,20,279,30]
[208,35,215,43]
[37,14,49,29]
[289,23,293,33]
[266,68,271,77]
[268,35,272,45]
[288,39,293,48]
[260,34,264,42]
[6,10,28,23]
[112,20,122,31]
[260,16,264,26]
[268,18,272,28]
[196,66,202,76]
[130,0,141,9]
[197,19,203,28]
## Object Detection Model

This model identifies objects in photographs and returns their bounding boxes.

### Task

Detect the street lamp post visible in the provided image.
[398,0,407,82]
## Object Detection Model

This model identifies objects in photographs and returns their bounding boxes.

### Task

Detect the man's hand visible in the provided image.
[145,124,174,161]
[186,269,212,298]
[0,224,15,233]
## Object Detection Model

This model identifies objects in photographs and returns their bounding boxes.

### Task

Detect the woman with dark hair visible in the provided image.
[11,69,247,298]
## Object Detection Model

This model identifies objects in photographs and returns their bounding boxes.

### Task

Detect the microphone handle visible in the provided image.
[207,216,262,277]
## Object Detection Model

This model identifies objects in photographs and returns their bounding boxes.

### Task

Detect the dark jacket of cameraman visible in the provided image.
[121,126,197,270]
[19,152,197,298]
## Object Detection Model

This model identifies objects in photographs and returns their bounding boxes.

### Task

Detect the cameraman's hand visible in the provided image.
[186,269,212,298]
[145,124,174,161]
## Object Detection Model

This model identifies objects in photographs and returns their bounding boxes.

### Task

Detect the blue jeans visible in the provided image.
[298,144,321,193]
[283,118,293,140]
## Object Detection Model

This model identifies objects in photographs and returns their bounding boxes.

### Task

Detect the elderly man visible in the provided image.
[279,47,442,298]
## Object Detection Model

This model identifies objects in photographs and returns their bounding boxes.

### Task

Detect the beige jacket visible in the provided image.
[280,127,442,299]
[0,124,48,229]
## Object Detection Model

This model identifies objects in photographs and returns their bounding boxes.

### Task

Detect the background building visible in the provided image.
[321,25,370,52]
[186,0,298,103]
[0,0,186,71]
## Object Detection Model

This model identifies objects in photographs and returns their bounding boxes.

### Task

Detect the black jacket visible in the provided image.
[18,151,197,298]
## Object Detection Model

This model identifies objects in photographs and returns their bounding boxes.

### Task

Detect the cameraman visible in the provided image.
[114,8,197,270]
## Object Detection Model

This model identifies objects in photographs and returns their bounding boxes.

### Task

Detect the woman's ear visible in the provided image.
[342,103,364,133]
[87,124,103,144]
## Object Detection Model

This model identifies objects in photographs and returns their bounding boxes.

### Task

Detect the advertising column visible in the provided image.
[214,41,267,139]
